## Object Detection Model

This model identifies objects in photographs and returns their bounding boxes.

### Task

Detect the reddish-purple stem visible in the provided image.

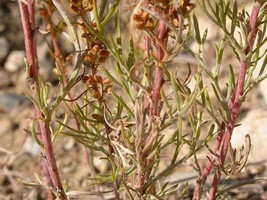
[193,4,260,200]
[209,6,260,199]
[151,16,168,116]
[19,1,37,81]
[137,10,169,198]
[41,155,56,199]
[18,1,67,199]
[193,126,224,200]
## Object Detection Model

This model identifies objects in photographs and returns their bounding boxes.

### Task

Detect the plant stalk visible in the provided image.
[193,4,260,200]
[208,5,260,199]
[18,1,67,199]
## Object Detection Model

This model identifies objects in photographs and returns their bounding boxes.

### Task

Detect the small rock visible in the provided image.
[232,167,250,179]
[235,191,249,199]
[0,117,12,136]
[248,165,266,176]
[0,92,29,112]
[63,138,76,151]
[4,50,25,73]
[232,109,267,162]
[0,37,9,64]
[23,137,40,157]
[0,69,12,88]
[94,156,109,174]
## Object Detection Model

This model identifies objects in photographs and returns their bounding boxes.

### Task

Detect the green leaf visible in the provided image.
[226,64,235,102]
[31,120,44,148]
[101,2,119,26]
[111,90,134,117]
[258,53,267,77]
[193,14,201,44]
[53,112,68,140]
[99,0,108,19]
[100,66,122,87]
[170,73,180,109]
[231,1,238,35]
[24,93,39,109]
[126,36,135,70]
[201,29,208,44]
[52,0,80,50]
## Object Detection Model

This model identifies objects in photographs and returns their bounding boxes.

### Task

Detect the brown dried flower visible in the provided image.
[84,0,93,12]
[180,0,196,17]
[149,0,171,9]
[70,0,82,13]
[133,9,155,30]
[170,8,179,27]
[85,43,109,64]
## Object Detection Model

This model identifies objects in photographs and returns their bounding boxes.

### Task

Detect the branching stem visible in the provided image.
[18,1,67,199]
[193,4,261,200]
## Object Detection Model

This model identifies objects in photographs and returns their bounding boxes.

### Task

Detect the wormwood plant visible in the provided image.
[18,0,267,199]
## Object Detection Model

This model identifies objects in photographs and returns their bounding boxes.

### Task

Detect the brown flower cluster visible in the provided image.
[149,0,171,9]
[133,0,195,30]
[180,0,196,17]
[70,0,93,13]
[82,75,112,101]
[84,43,109,64]
[133,9,155,30]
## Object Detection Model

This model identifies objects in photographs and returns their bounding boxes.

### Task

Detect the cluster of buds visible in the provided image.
[82,75,112,101]
[39,6,50,20]
[70,0,93,14]
[180,0,196,17]
[77,19,97,40]
[170,8,179,28]
[133,0,195,30]
[149,0,171,9]
[84,43,109,64]
[133,9,155,30]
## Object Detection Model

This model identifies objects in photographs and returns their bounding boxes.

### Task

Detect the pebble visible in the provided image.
[94,156,109,174]
[0,117,12,136]
[0,92,29,112]
[4,50,25,73]
[23,137,40,157]
[63,138,76,151]
[248,165,266,176]
[0,69,11,88]
[0,37,9,64]
[231,109,267,163]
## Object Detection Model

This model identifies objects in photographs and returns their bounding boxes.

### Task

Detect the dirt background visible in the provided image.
[0,1,267,200]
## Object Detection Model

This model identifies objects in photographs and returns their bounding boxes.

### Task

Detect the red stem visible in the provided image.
[193,4,260,200]
[41,159,56,199]
[151,14,168,116]
[193,125,224,200]
[19,1,37,81]
[18,1,67,199]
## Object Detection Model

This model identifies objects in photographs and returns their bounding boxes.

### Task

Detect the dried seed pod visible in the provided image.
[133,9,149,29]
[149,0,170,9]
[84,0,93,12]
[170,9,179,28]
[85,43,109,64]
[133,9,155,30]
[95,75,103,83]
[82,75,90,83]
[180,0,196,16]
[93,90,101,100]
[103,77,111,85]
[92,114,104,121]
[70,0,82,13]
[146,18,155,30]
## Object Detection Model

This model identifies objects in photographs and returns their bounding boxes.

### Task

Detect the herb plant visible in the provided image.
[18,0,267,199]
